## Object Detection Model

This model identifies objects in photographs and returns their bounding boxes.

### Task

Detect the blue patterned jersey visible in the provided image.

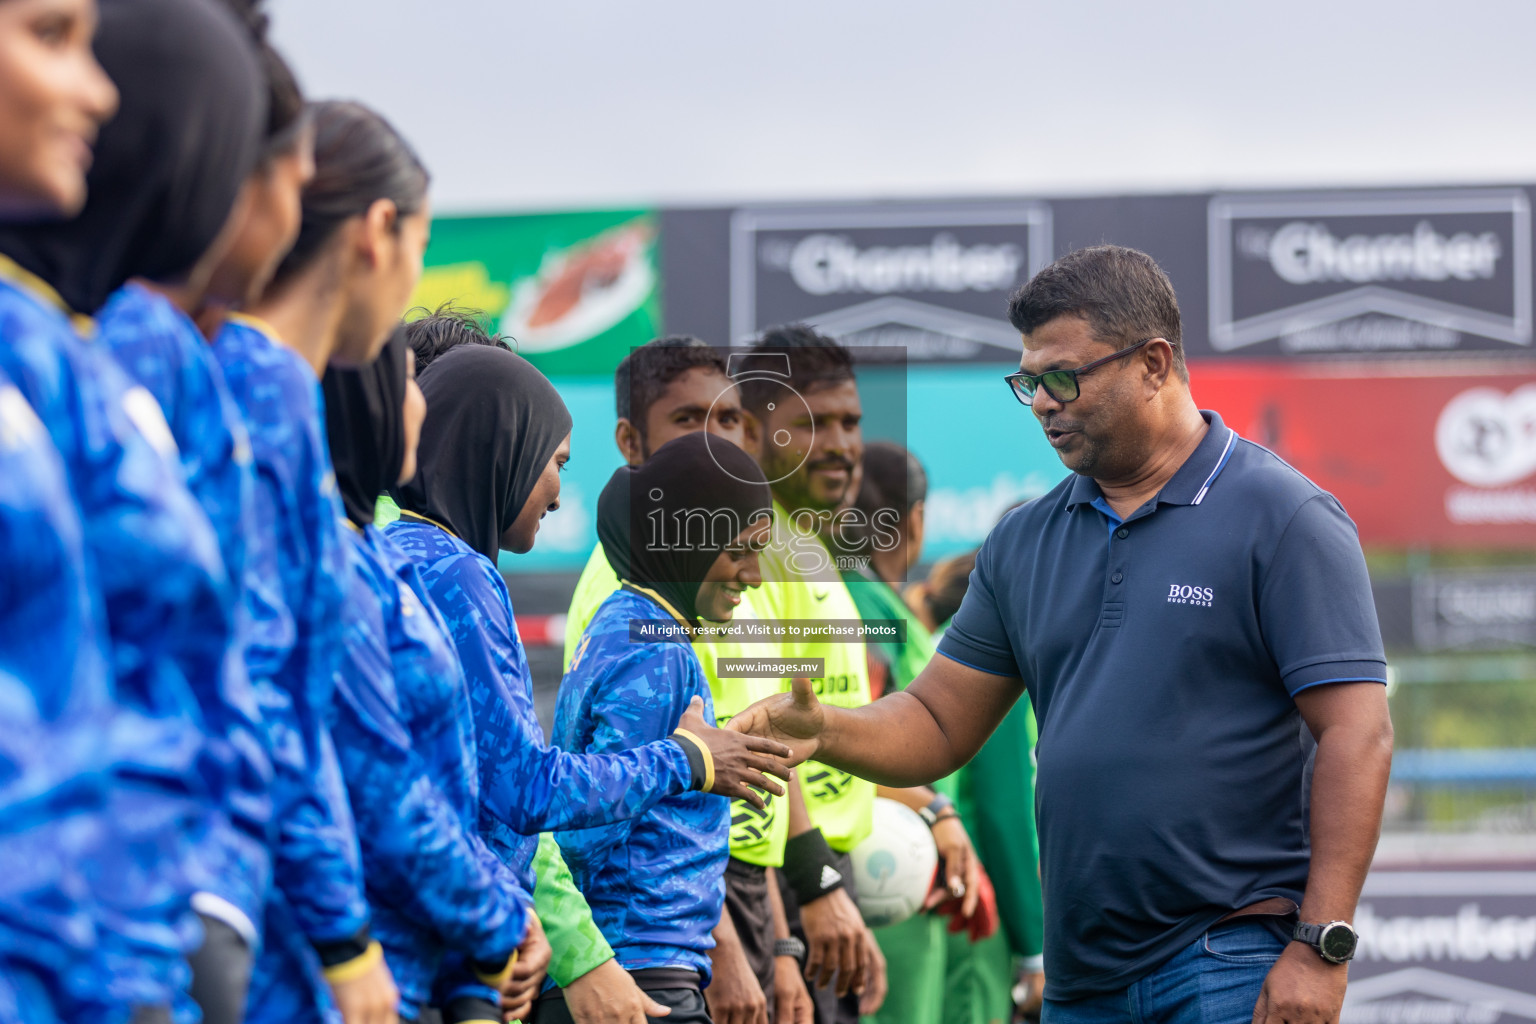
[97,283,273,932]
[552,589,728,982]
[333,524,530,1017]
[213,315,368,1024]
[0,263,232,1010]
[0,366,115,1016]
[382,519,696,892]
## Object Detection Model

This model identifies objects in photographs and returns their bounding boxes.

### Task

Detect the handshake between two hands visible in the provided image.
[675,677,826,804]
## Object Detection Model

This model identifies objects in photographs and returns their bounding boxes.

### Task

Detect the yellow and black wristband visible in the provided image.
[472,949,518,989]
[671,728,715,792]
[320,940,383,985]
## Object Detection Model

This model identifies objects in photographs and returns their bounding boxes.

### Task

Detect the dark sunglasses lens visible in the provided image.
[1009,376,1036,405]
[1040,371,1079,403]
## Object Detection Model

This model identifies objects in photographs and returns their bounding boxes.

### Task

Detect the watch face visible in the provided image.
[1320,923,1358,962]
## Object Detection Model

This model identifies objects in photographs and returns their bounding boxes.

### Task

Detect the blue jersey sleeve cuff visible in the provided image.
[1283,659,1388,696]
[935,636,1019,679]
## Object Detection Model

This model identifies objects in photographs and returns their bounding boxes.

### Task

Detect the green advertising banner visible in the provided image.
[409,208,662,376]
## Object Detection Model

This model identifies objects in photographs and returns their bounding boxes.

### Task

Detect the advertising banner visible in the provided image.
[1207,189,1534,359]
[409,209,662,376]
[1193,364,1536,547]
[1346,870,1536,1024]
[1412,570,1536,652]
[726,202,1052,362]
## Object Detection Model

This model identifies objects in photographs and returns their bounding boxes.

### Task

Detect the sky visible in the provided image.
[269,1,1536,215]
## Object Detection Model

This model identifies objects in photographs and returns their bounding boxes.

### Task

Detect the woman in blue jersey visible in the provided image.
[383,346,792,941]
[548,431,774,1024]
[0,3,118,1020]
[0,1,285,1019]
[211,99,430,1024]
[70,7,276,1020]
[322,330,540,1024]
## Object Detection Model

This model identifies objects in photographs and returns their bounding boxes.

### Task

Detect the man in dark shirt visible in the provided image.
[728,245,1394,1024]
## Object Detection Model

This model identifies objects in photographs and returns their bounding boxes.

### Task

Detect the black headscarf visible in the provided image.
[323,327,410,528]
[597,432,773,626]
[392,344,573,562]
[0,0,266,313]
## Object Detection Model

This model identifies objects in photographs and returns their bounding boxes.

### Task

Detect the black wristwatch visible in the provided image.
[774,937,806,961]
[917,794,955,827]
[1293,920,1358,964]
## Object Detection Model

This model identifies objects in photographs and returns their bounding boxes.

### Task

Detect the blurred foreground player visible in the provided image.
[0,1,119,1018]
[731,245,1393,1024]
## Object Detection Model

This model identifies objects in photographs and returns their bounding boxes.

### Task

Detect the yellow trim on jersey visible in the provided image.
[398,508,459,538]
[222,311,282,344]
[0,253,95,336]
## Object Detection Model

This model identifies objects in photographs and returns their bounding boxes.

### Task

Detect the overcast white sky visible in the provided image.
[270,1,1536,215]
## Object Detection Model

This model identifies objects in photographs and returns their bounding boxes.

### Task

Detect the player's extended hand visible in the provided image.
[856,926,887,1016]
[563,957,671,1024]
[724,677,824,768]
[798,886,866,998]
[326,949,399,1024]
[1251,942,1347,1024]
[772,952,814,1024]
[676,696,794,810]
[923,816,983,917]
[499,912,552,1022]
[704,933,770,1024]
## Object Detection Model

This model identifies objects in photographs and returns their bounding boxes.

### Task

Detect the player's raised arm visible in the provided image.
[726,655,1024,787]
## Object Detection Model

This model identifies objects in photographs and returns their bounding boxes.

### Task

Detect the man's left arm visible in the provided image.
[1254,494,1395,1024]
[1255,681,1392,1024]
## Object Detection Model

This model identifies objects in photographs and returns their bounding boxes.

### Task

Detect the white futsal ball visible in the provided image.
[850,797,939,928]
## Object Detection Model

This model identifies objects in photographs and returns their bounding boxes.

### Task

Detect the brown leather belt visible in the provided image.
[1216,897,1299,924]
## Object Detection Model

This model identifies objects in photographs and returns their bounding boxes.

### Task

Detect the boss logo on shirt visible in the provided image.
[1167,584,1214,607]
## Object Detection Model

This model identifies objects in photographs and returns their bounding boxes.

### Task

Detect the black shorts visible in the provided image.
[723,857,775,1002]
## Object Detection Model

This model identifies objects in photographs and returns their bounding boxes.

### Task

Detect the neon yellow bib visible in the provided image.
[753,502,875,853]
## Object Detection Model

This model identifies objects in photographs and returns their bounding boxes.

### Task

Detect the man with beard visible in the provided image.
[736,326,889,1024]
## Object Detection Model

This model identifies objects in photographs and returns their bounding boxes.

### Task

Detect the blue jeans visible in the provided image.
[1042,920,1288,1024]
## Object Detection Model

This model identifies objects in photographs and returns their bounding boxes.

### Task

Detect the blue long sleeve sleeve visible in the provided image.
[0,363,117,1020]
[97,284,273,931]
[0,270,230,1012]
[214,317,368,1024]
[383,521,695,892]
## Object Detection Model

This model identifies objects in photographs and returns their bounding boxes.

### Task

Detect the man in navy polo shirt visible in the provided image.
[728,245,1394,1024]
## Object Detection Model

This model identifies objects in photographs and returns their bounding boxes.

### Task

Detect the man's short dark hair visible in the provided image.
[738,323,855,415]
[1006,245,1186,382]
[401,305,507,373]
[613,337,728,432]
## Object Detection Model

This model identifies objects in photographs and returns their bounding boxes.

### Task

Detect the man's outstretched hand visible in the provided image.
[676,696,795,810]
[723,677,825,767]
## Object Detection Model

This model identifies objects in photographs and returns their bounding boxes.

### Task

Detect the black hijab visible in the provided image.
[0,0,266,313]
[597,432,773,626]
[392,344,573,562]
[323,327,410,528]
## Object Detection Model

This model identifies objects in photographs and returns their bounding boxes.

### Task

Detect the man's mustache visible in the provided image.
[806,456,854,474]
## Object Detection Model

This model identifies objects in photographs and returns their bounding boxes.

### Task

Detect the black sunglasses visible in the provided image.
[1003,338,1154,406]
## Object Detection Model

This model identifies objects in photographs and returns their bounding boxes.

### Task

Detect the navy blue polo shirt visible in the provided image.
[937,411,1386,1000]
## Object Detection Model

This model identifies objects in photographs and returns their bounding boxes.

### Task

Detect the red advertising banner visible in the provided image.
[1190,362,1536,548]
